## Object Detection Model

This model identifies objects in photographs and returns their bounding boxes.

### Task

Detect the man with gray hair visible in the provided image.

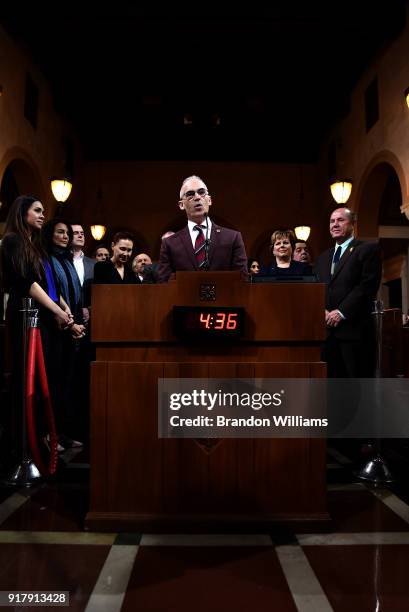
[157,175,247,282]
[132,252,156,283]
[314,207,382,377]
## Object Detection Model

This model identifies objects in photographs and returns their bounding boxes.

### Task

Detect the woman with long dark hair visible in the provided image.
[0,196,73,455]
[41,218,86,448]
[41,219,84,336]
[1,196,72,325]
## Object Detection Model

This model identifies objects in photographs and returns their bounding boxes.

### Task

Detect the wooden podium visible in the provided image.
[86,272,329,531]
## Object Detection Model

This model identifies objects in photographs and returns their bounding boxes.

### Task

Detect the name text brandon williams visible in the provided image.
[169,415,328,428]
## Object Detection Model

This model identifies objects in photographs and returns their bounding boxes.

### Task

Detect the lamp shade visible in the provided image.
[405,87,409,108]
[330,180,352,204]
[294,226,311,241]
[90,224,107,241]
[50,178,72,203]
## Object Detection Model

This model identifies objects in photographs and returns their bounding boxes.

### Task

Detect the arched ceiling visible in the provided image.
[1,1,407,161]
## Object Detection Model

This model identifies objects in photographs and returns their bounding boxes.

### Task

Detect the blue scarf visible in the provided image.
[42,259,58,302]
[51,247,82,319]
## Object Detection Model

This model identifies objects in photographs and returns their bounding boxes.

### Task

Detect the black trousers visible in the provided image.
[323,332,376,378]
[323,330,376,434]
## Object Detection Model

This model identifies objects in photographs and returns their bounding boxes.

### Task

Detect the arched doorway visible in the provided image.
[0,157,46,234]
[357,160,409,313]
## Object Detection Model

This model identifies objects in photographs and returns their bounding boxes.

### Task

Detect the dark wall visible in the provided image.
[71,160,320,264]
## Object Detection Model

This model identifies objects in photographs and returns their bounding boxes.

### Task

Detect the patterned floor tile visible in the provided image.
[0,543,110,611]
[326,489,409,533]
[0,484,88,532]
[122,546,297,612]
[304,544,409,612]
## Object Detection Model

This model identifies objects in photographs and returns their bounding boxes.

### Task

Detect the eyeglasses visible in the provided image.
[182,188,208,200]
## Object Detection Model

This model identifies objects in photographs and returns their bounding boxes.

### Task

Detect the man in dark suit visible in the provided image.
[157,175,248,282]
[71,223,96,320]
[315,207,382,378]
[132,253,156,283]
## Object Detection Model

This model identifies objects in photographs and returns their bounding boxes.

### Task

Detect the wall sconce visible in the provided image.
[330,180,352,204]
[294,226,311,241]
[50,178,72,203]
[90,224,107,241]
[405,87,409,108]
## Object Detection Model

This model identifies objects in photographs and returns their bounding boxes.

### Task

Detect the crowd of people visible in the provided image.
[0,174,382,462]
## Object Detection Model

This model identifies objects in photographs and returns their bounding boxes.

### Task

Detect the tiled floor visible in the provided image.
[0,448,409,611]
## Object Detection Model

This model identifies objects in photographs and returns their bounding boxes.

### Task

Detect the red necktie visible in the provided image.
[194,225,205,268]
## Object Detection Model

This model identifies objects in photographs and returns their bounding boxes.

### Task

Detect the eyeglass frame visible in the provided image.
[181,188,209,200]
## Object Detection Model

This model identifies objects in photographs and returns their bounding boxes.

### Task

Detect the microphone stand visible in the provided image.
[203,212,210,271]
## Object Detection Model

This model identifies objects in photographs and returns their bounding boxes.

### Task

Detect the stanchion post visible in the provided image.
[355,299,394,485]
[3,298,42,486]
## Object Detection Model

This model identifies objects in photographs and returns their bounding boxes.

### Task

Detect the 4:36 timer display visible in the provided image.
[173,306,244,339]
[199,311,238,330]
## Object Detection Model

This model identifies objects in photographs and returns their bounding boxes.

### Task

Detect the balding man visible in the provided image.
[315,207,382,377]
[157,175,247,282]
[132,253,156,283]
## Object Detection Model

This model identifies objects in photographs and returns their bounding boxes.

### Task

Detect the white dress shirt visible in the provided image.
[73,251,85,286]
[187,218,212,248]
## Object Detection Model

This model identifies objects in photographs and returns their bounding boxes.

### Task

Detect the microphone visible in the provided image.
[203,212,210,271]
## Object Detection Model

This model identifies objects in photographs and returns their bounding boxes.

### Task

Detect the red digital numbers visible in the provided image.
[200,313,211,329]
[199,311,238,331]
[214,313,226,329]
[226,313,237,329]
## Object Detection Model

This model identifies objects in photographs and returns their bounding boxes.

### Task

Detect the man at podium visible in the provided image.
[157,175,248,282]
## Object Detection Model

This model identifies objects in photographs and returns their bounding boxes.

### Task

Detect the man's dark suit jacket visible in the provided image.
[137,265,157,284]
[314,239,382,342]
[157,223,248,282]
[82,255,96,307]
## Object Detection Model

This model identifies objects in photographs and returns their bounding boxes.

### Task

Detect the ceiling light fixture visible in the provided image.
[294,166,311,243]
[90,186,106,241]
[330,180,352,204]
[294,226,311,241]
[90,224,106,241]
[50,178,72,203]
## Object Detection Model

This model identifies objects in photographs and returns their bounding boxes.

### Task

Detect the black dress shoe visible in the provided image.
[58,434,84,449]
[44,435,65,453]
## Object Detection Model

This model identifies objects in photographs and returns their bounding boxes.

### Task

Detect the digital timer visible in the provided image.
[199,311,238,330]
[173,306,245,339]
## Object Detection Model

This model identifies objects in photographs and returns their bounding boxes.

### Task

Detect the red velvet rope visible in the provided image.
[25,327,58,475]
